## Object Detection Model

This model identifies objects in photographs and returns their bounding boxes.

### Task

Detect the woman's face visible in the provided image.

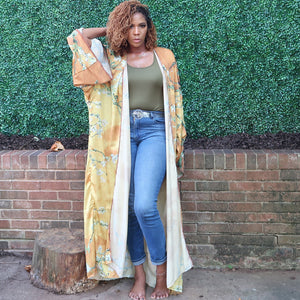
[127,12,148,50]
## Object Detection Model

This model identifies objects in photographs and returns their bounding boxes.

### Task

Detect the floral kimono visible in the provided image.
[67,29,192,293]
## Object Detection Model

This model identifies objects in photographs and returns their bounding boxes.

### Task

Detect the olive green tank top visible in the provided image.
[128,55,164,111]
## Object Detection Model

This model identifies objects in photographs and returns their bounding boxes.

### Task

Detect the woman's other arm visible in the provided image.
[82,27,107,47]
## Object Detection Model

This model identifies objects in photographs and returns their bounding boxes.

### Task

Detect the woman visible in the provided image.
[67,1,192,299]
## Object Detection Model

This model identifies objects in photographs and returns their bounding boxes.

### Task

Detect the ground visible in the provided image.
[0,132,299,150]
[0,254,299,300]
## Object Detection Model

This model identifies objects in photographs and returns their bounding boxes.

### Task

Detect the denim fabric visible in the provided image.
[127,110,167,266]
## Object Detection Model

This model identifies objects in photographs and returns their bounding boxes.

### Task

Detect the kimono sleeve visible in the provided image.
[67,29,112,87]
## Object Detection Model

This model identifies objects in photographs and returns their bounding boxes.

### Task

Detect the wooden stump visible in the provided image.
[30,228,98,294]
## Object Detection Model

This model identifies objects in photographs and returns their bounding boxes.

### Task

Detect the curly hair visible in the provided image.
[106,0,157,56]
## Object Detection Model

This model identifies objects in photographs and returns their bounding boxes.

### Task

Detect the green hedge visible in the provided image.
[0,0,299,138]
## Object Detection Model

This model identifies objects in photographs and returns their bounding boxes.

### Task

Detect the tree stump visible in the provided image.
[30,228,98,294]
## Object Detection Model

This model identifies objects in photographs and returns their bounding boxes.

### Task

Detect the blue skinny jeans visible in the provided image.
[127,110,167,266]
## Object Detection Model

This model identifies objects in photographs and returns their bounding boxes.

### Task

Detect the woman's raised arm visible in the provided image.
[82,27,107,47]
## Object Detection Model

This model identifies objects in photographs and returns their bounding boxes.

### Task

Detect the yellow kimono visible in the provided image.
[67,29,192,293]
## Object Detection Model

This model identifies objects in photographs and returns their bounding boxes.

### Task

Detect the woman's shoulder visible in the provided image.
[154,47,176,68]
[155,47,175,58]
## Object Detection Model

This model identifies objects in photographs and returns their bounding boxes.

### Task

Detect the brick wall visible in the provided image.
[0,149,299,270]
[182,149,300,270]
[0,150,86,254]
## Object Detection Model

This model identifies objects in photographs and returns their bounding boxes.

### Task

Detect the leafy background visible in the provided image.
[0,0,299,138]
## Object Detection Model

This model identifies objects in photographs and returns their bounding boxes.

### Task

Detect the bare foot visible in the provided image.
[129,264,146,300]
[151,262,169,299]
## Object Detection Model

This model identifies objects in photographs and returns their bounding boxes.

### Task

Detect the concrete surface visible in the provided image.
[0,254,299,300]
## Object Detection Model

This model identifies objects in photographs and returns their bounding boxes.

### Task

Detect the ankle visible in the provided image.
[156,271,166,277]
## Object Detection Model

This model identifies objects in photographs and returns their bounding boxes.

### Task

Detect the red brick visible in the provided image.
[280,170,300,181]
[70,181,84,190]
[40,181,70,190]
[55,170,85,180]
[59,211,83,221]
[213,150,225,169]
[29,210,58,220]
[10,240,35,250]
[234,151,246,169]
[40,220,69,229]
[0,170,25,180]
[246,150,256,170]
[181,201,196,211]
[184,150,194,169]
[230,181,262,191]
[25,231,39,239]
[224,150,234,170]
[194,150,205,169]
[0,200,12,209]
[13,200,41,209]
[279,192,300,202]
[65,150,79,170]
[228,202,261,212]
[277,235,300,246]
[30,150,45,169]
[267,153,278,169]
[12,151,30,170]
[204,150,214,169]
[37,151,49,169]
[70,221,84,229]
[29,191,57,200]
[279,212,300,223]
[180,181,195,191]
[0,231,24,239]
[0,190,28,200]
[20,150,32,169]
[43,201,71,210]
[0,180,12,189]
[246,170,279,181]
[183,224,197,233]
[181,191,211,201]
[213,170,245,181]
[47,152,58,169]
[26,170,55,180]
[12,181,40,190]
[257,152,267,169]
[197,202,228,212]
[263,182,298,192]
[198,223,262,234]
[212,192,245,202]
[56,151,67,170]
[279,153,299,169]
[263,223,296,234]
[183,169,212,180]
[196,181,228,191]
[247,213,278,222]
[1,210,28,219]
[182,212,201,222]
[262,202,300,213]
[0,220,10,229]
[11,220,40,229]
[246,192,279,202]
[76,151,87,170]
[2,151,12,169]
[58,191,84,201]
[213,212,247,222]
[72,201,84,211]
